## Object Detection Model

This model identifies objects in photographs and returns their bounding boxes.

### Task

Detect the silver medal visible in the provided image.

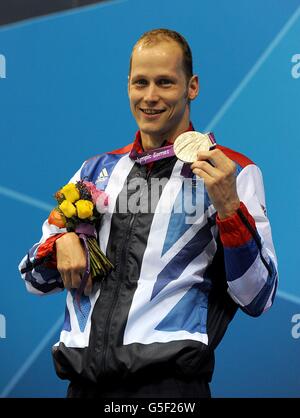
[174,131,216,163]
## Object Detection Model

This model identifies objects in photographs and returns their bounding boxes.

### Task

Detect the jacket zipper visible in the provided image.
[101,168,151,375]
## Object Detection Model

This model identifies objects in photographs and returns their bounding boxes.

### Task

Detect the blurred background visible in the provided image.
[0,0,107,26]
[0,0,299,397]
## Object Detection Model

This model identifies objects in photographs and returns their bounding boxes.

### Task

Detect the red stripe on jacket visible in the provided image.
[217,145,254,168]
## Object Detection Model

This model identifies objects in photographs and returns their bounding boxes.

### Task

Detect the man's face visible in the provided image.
[128,41,198,143]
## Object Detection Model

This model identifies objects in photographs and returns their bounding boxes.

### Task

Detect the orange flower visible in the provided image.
[48,208,66,228]
[55,191,64,201]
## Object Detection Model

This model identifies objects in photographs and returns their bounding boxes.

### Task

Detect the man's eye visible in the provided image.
[159,79,172,85]
[135,79,147,86]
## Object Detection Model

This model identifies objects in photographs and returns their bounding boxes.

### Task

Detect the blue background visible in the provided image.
[0,0,300,397]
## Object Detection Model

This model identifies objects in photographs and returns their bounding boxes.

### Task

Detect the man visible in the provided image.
[19,29,278,398]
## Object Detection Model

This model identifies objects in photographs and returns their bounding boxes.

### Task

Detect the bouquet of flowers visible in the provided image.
[48,180,114,296]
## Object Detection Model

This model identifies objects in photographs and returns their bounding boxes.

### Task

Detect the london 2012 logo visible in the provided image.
[0,54,6,79]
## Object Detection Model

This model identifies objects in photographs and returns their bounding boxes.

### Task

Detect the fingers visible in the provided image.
[191,149,236,184]
[60,271,72,291]
[84,275,93,296]
[191,160,222,179]
[58,266,92,294]
[70,270,83,290]
[191,167,213,184]
[56,233,93,294]
[195,148,222,163]
[59,270,82,291]
[194,149,236,173]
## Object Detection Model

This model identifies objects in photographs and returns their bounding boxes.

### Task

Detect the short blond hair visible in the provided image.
[129,28,193,82]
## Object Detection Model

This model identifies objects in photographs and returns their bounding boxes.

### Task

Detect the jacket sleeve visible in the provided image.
[18,166,83,295]
[216,164,278,317]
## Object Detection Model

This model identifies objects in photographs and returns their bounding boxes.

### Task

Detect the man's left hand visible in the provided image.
[191,148,240,219]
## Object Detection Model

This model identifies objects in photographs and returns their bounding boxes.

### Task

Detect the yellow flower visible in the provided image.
[59,200,77,218]
[60,183,80,203]
[75,199,94,219]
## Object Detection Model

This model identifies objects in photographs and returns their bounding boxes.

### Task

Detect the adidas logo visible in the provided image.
[96,168,109,183]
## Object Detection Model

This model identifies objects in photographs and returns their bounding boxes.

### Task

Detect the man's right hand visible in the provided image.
[56,232,93,295]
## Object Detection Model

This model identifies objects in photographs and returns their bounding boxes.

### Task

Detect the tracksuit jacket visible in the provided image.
[19,126,278,384]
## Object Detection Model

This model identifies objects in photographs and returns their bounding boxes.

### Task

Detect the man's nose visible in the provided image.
[144,83,159,103]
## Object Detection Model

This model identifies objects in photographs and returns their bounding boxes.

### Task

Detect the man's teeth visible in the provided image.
[142,109,165,114]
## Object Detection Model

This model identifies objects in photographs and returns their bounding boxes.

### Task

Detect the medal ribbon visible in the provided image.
[129,124,215,166]
[129,143,175,165]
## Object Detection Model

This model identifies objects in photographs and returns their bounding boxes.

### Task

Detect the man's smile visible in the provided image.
[140,108,166,115]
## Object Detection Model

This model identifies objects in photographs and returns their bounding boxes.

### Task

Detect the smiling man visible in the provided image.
[128,36,198,151]
[19,29,278,398]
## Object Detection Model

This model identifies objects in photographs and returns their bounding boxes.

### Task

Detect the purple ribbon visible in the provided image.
[180,164,193,178]
[130,132,216,166]
[208,132,216,146]
[75,223,97,238]
[74,224,96,307]
[129,144,175,165]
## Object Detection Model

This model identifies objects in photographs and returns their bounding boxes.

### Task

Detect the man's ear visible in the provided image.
[188,75,199,101]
